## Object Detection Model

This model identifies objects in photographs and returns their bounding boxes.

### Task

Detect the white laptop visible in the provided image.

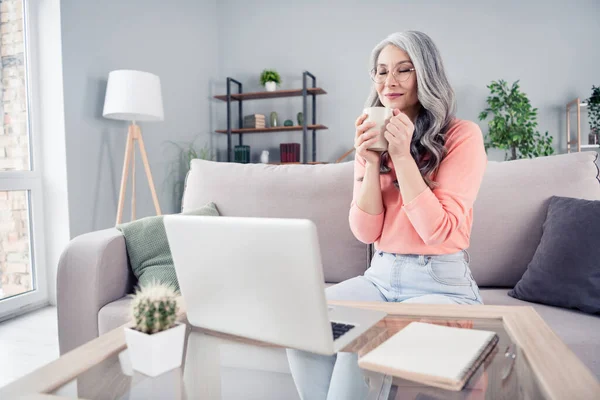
[164,215,386,355]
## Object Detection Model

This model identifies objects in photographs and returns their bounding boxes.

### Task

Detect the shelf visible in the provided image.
[565,97,595,154]
[567,142,599,149]
[567,98,588,110]
[568,102,588,111]
[220,72,324,163]
[216,124,328,134]
[214,88,327,101]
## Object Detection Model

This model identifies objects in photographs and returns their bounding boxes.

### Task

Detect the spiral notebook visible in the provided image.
[358,322,499,391]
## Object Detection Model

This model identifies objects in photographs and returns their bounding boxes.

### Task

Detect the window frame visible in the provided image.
[0,0,49,320]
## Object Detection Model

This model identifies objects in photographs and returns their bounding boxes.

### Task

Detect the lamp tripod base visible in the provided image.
[115,123,162,225]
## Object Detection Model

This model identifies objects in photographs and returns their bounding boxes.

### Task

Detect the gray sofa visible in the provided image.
[57,151,600,379]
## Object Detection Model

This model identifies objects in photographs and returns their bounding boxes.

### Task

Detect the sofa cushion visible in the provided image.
[469,152,600,287]
[98,297,133,335]
[182,160,367,283]
[116,202,220,292]
[481,288,600,378]
[509,196,600,314]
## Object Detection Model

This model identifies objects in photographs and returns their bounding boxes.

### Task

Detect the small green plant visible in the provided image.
[172,139,214,168]
[165,136,215,212]
[130,281,179,334]
[587,85,600,135]
[260,69,281,86]
[479,79,554,160]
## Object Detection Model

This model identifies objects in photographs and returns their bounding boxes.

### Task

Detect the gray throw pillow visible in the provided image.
[116,202,220,292]
[508,196,600,314]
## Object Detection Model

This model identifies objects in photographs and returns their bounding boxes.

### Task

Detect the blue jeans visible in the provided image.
[286,250,483,400]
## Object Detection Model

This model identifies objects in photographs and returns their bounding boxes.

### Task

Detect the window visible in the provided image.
[0,0,47,318]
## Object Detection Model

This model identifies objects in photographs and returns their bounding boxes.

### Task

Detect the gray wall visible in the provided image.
[61,0,600,238]
[215,0,600,164]
[61,0,218,238]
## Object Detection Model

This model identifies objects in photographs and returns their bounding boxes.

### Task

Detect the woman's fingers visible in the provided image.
[355,129,379,148]
[355,113,368,127]
[357,137,379,153]
[385,122,401,136]
[355,122,376,140]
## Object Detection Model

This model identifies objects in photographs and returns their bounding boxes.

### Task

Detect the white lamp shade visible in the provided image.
[103,70,164,122]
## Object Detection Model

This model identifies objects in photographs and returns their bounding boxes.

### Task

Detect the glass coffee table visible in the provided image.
[2,303,599,399]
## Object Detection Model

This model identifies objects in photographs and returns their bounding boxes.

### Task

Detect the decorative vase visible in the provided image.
[260,150,269,163]
[284,119,293,126]
[297,112,304,126]
[265,81,277,92]
[124,322,186,377]
[270,112,278,127]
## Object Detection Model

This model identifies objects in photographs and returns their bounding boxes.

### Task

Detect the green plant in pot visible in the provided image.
[479,80,554,160]
[124,281,185,377]
[260,69,281,92]
[165,137,215,212]
[587,85,600,145]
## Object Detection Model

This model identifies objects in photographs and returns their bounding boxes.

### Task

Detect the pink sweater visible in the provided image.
[349,119,487,255]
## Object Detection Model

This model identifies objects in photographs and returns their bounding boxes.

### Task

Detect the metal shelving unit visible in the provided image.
[566,98,599,152]
[214,71,328,163]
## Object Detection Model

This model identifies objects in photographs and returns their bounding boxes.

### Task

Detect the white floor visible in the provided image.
[0,306,59,388]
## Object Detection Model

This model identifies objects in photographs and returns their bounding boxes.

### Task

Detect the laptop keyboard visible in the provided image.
[331,322,355,340]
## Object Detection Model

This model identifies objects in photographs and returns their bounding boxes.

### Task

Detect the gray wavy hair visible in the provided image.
[366,31,456,189]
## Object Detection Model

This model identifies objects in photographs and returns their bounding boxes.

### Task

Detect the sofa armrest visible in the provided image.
[57,228,134,355]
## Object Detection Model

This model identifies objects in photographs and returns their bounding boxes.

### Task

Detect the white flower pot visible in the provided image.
[265,81,277,92]
[124,322,186,377]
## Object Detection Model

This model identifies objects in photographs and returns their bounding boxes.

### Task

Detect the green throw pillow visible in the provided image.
[116,202,220,292]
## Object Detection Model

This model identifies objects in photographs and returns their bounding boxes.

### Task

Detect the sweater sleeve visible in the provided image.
[348,154,384,244]
[402,121,487,246]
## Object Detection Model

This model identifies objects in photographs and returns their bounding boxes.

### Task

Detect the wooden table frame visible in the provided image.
[2,303,599,399]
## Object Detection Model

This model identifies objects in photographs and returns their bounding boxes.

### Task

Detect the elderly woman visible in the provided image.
[287,30,488,400]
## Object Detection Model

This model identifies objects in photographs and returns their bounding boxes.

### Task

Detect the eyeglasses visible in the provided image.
[370,66,415,84]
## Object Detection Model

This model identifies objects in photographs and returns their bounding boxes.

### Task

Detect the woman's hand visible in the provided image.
[384,108,415,161]
[354,113,381,166]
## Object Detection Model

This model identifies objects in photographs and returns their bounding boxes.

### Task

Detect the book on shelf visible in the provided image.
[280,143,301,163]
[243,115,265,121]
[358,321,499,391]
[279,143,287,163]
[243,114,266,129]
[243,122,266,128]
[234,145,251,163]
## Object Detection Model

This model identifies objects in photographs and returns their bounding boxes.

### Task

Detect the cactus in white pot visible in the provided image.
[124,281,186,377]
[131,282,179,334]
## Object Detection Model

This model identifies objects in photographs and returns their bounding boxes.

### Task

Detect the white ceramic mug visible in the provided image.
[363,107,393,152]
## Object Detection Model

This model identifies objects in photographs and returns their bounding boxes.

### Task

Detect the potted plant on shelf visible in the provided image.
[124,281,185,377]
[479,79,554,160]
[260,69,281,92]
[587,85,600,145]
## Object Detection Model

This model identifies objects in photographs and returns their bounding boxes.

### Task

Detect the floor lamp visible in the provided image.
[103,70,164,225]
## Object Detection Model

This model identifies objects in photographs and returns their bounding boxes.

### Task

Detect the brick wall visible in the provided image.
[0,190,30,298]
[0,0,31,299]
